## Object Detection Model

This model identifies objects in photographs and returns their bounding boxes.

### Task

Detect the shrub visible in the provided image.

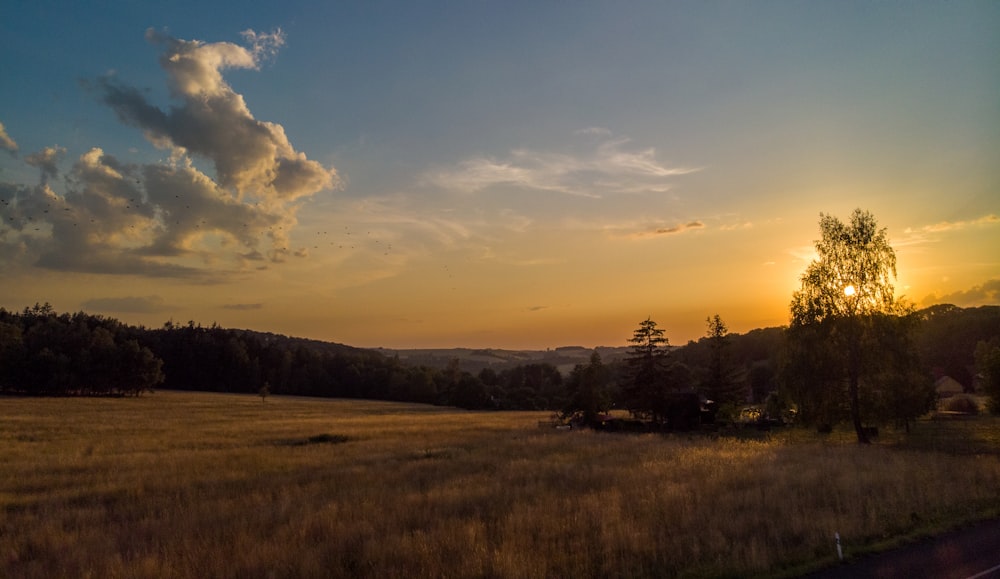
[944,395,979,415]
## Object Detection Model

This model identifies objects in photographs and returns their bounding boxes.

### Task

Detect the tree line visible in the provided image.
[2,298,994,417]
[563,210,995,441]
[0,301,773,413]
[1,211,998,433]
[0,304,163,396]
[0,307,570,409]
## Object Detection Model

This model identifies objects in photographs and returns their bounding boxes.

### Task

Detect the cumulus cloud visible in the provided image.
[0,29,338,280]
[25,146,65,185]
[0,121,17,154]
[82,295,169,313]
[921,279,1000,307]
[421,131,700,198]
[100,28,336,202]
[239,28,285,62]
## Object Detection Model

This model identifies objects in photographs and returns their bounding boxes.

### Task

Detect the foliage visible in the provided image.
[975,338,1000,414]
[0,304,575,411]
[785,209,931,443]
[1,296,990,422]
[0,304,162,396]
[620,318,694,425]
[493,363,564,410]
[865,313,937,432]
[676,326,784,405]
[943,395,980,415]
[700,314,746,405]
[917,304,1000,389]
[562,352,612,426]
[621,318,670,421]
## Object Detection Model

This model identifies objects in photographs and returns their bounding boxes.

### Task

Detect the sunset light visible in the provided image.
[2,4,1000,575]
[1,3,997,349]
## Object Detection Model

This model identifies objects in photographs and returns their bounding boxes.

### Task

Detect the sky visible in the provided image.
[1,1,998,349]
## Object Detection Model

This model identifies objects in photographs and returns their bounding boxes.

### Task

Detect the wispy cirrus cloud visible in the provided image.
[908,214,999,234]
[222,302,264,311]
[605,219,706,240]
[82,295,169,313]
[787,244,819,266]
[421,131,700,198]
[719,221,754,231]
[896,213,999,249]
[573,126,613,137]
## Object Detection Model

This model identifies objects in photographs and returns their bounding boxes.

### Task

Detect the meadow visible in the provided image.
[2,391,999,578]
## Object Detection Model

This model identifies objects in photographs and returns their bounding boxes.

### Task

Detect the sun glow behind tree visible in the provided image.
[786,209,933,443]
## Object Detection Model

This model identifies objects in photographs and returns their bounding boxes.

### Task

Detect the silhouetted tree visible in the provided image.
[701,314,745,407]
[916,304,1000,389]
[563,352,612,426]
[785,209,929,443]
[621,318,692,424]
[976,338,1000,414]
[0,321,26,392]
[622,318,668,420]
[0,307,161,396]
[407,366,440,404]
[115,338,164,395]
[866,313,936,432]
[748,361,777,404]
[496,363,563,410]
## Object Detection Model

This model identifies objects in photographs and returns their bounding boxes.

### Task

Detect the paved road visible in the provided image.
[806,518,1000,579]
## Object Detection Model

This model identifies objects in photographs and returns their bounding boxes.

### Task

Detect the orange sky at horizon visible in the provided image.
[1,4,997,349]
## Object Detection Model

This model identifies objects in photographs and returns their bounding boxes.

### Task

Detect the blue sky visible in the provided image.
[1,1,998,348]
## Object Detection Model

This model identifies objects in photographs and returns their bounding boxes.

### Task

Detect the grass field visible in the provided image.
[2,391,999,578]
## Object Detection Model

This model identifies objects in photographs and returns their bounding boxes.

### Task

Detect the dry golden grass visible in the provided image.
[2,391,999,578]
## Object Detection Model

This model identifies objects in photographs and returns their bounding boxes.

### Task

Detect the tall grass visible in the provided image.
[2,391,998,578]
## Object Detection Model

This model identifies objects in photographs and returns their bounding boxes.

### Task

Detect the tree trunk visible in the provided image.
[849,373,869,444]
[847,317,870,444]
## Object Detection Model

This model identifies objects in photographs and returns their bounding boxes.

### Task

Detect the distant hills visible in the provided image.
[2,303,996,405]
[373,345,634,375]
[378,303,999,390]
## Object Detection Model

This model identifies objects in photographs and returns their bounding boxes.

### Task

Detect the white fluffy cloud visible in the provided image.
[101,28,336,202]
[0,30,338,279]
[0,121,17,154]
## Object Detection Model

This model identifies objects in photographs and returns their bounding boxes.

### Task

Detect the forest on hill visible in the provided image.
[0,302,997,418]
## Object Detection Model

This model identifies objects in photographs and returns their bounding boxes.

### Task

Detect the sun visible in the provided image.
[844,285,856,297]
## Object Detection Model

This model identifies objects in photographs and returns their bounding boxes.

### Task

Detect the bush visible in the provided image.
[943,395,980,415]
